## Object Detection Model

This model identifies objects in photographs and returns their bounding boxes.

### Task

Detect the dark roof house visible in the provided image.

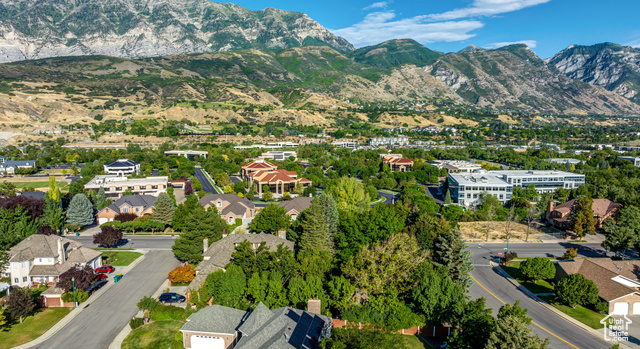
[278,197,312,218]
[199,193,256,224]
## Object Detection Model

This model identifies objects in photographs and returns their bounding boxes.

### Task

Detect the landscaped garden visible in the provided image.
[121,319,183,349]
[101,251,143,266]
[501,260,555,294]
[0,307,71,349]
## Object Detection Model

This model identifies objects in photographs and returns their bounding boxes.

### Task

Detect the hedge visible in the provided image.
[130,317,144,330]
[61,290,89,303]
[102,219,165,233]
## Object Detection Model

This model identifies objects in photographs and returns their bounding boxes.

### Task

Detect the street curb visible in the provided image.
[14,253,148,349]
[495,266,633,349]
[109,323,132,349]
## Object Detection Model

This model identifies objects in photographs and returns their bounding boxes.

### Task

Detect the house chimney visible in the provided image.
[58,238,65,264]
[203,237,209,253]
[278,229,286,240]
[307,298,321,315]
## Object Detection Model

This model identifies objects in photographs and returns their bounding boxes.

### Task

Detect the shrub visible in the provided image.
[282,192,291,200]
[169,265,196,284]
[149,305,185,321]
[562,248,578,260]
[137,296,161,312]
[556,274,599,307]
[114,212,138,223]
[500,251,518,264]
[61,290,89,303]
[595,300,609,314]
[129,317,144,330]
[520,257,556,281]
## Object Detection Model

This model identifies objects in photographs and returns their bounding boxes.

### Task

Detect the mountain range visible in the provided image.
[0,0,638,122]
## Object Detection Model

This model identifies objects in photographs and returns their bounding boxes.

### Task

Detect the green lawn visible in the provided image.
[122,320,183,349]
[539,295,604,330]
[0,308,71,349]
[502,261,555,294]
[399,334,433,349]
[3,181,69,189]
[101,251,143,266]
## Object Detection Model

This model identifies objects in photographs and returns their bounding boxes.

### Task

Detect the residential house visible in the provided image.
[380,154,414,172]
[179,301,331,349]
[6,235,102,288]
[96,195,156,225]
[84,175,169,198]
[190,234,294,290]
[278,197,312,220]
[241,160,278,179]
[199,194,256,225]
[546,198,622,229]
[0,156,37,175]
[103,159,140,176]
[556,258,640,315]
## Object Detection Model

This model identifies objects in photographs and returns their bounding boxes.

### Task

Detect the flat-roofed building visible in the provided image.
[618,156,640,167]
[103,159,140,176]
[432,160,482,173]
[332,140,358,149]
[258,151,297,161]
[380,154,414,172]
[84,175,168,198]
[547,158,583,164]
[448,173,513,207]
[164,150,208,161]
[369,137,410,147]
[491,170,586,193]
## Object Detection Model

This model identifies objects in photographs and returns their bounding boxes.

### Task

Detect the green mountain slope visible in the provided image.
[351,39,441,69]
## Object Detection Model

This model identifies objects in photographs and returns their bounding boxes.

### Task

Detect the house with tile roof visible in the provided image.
[96,194,156,225]
[556,258,640,315]
[199,194,256,225]
[179,301,331,349]
[278,197,312,220]
[5,235,102,288]
[241,160,278,179]
[380,154,414,172]
[103,159,140,176]
[546,198,622,229]
[190,233,294,290]
[247,169,311,198]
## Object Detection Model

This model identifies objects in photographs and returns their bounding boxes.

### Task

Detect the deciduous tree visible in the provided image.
[58,264,95,292]
[42,197,63,233]
[570,197,596,237]
[328,176,370,211]
[168,264,196,284]
[250,204,289,234]
[6,288,35,323]
[93,226,123,247]
[556,274,599,308]
[520,257,555,282]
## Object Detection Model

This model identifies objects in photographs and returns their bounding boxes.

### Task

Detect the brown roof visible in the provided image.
[9,235,82,262]
[557,258,640,301]
[242,161,278,169]
[278,197,312,215]
[199,194,255,212]
[250,170,299,183]
[553,199,622,218]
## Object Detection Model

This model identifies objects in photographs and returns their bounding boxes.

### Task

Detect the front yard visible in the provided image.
[0,307,71,349]
[122,320,183,349]
[501,260,555,294]
[538,295,604,330]
[101,251,143,266]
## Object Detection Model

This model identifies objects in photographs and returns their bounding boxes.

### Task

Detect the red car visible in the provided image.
[95,266,115,274]
[95,273,107,280]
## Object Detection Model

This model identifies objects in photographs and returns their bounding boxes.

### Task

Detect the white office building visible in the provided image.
[258,151,297,161]
[369,137,410,147]
[618,156,640,167]
[103,159,140,176]
[448,173,513,207]
[491,170,585,193]
[432,160,482,173]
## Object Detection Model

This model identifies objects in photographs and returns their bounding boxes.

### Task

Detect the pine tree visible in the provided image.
[47,176,61,204]
[300,194,339,253]
[66,193,94,227]
[433,227,474,290]
[172,205,227,263]
[96,187,108,209]
[444,189,452,205]
[152,193,175,226]
[43,197,64,232]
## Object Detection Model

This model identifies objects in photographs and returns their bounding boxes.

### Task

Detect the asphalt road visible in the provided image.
[377,191,400,204]
[194,167,218,194]
[67,235,176,250]
[34,250,180,349]
[469,242,610,349]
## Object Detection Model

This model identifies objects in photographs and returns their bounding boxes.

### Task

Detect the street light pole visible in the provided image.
[72,277,76,308]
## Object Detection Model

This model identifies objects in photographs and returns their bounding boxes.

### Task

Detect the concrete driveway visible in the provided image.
[32,250,180,349]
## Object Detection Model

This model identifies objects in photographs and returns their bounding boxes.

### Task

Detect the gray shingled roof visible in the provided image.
[100,195,156,214]
[104,159,139,168]
[278,197,312,215]
[221,202,251,216]
[190,234,294,290]
[199,194,255,210]
[9,235,81,261]
[181,305,247,334]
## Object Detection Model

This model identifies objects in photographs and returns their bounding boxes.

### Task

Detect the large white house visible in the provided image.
[5,235,102,288]
[103,159,140,176]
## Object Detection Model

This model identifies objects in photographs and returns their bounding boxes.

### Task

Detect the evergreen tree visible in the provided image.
[95,187,108,209]
[66,193,94,227]
[47,176,61,204]
[42,197,64,233]
[172,205,227,263]
[486,316,548,349]
[433,227,474,290]
[152,193,175,226]
[300,194,339,252]
[172,194,199,231]
[444,189,452,205]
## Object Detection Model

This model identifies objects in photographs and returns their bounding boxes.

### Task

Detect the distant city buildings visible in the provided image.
[84,175,169,198]
[258,151,297,162]
[103,159,140,176]
[432,160,481,173]
[369,137,410,147]
[547,158,583,165]
[332,140,358,149]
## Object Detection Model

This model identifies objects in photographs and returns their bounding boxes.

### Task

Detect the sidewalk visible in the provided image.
[15,251,148,349]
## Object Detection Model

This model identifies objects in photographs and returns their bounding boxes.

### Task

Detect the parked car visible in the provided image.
[95,273,107,281]
[158,292,186,304]
[95,265,115,274]
[86,279,108,295]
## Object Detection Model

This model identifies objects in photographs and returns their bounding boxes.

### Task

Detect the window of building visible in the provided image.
[21,261,26,268]
[123,207,129,212]
[39,258,42,263]
[135,207,139,212]
[291,214,298,221]
[12,263,17,269]
[228,217,233,223]
[217,202,222,207]
[13,278,18,284]
[22,276,27,282]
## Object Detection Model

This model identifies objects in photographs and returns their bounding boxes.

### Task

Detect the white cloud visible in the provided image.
[363,1,388,10]
[626,39,640,48]
[426,0,552,21]
[485,40,537,49]
[332,11,484,47]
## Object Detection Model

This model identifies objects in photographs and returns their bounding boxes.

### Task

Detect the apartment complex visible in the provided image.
[369,137,410,147]
[103,159,140,176]
[84,175,169,198]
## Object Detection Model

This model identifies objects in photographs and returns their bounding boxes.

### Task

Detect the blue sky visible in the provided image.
[229,0,640,58]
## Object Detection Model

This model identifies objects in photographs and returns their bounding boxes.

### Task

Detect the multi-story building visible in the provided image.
[248,169,312,197]
[380,154,414,172]
[432,160,482,173]
[332,140,359,149]
[369,137,410,147]
[617,156,640,167]
[199,194,256,225]
[241,160,278,179]
[258,151,297,162]
[491,170,586,193]
[96,195,156,225]
[547,158,583,165]
[0,156,37,175]
[103,159,140,176]
[84,175,169,198]
[448,173,513,207]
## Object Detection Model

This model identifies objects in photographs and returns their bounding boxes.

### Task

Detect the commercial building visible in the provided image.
[332,140,358,149]
[241,160,278,179]
[617,156,640,167]
[380,154,414,172]
[248,169,312,197]
[84,175,169,198]
[448,173,513,207]
[369,137,410,147]
[258,151,297,161]
[490,170,586,193]
[547,158,583,165]
[103,159,140,176]
[164,150,208,161]
[432,160,482,173]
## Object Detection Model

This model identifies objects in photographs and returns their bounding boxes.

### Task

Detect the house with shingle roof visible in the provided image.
[199,194,256,225]
[179,301,331,349]
[556,258,640,315]
[5,235,102,288]
[189,233,294,291]
[546,198,622,229]
[278,197,312,220]
[96,194,156,225]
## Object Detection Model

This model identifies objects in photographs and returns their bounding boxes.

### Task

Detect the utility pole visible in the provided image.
[72,277,77,308]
